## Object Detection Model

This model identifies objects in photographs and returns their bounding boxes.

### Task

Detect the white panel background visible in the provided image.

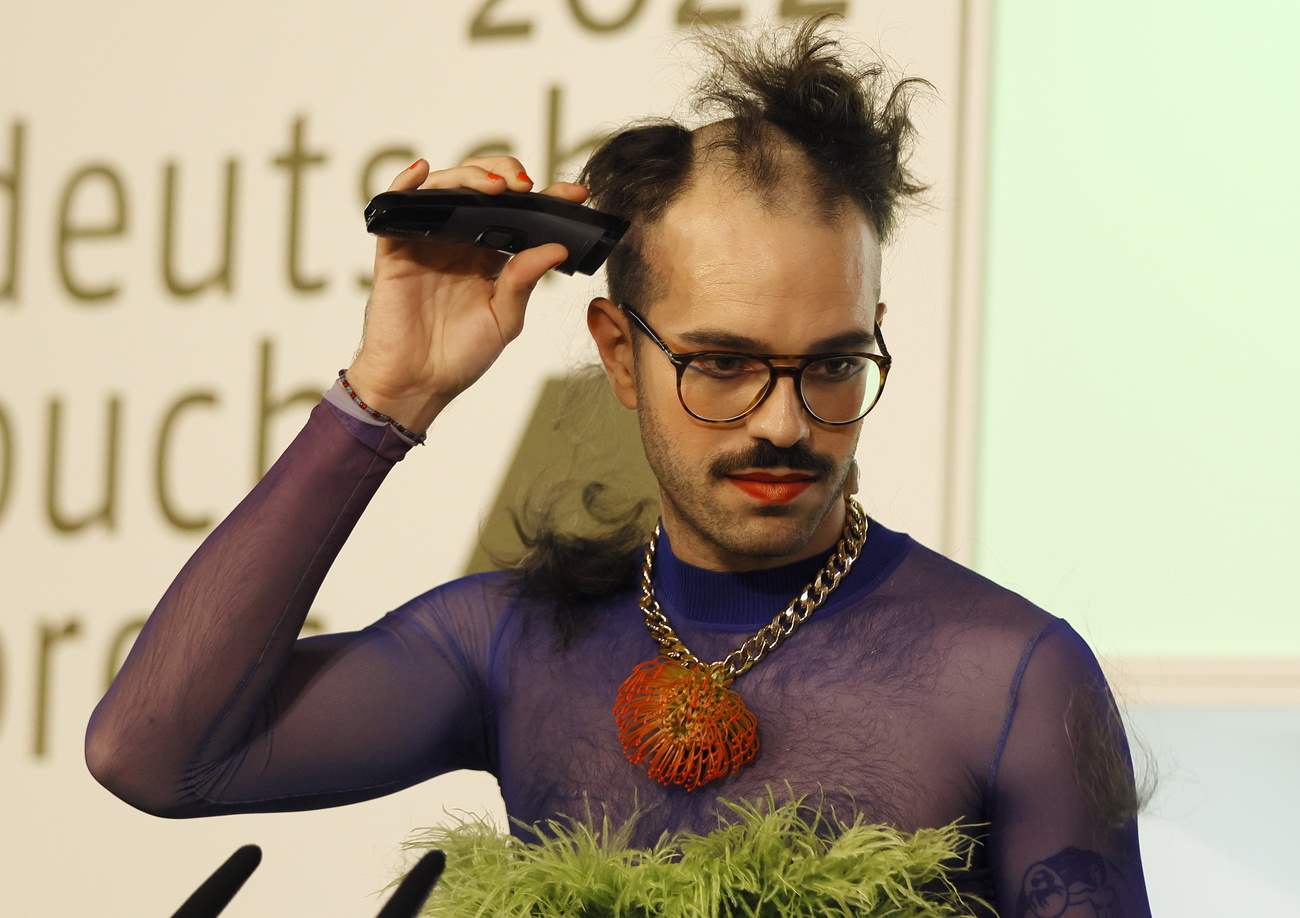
[0,2,980,914]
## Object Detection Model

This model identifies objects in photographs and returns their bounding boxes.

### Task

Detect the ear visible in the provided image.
[587,297,638,410]
[875,301,888,324]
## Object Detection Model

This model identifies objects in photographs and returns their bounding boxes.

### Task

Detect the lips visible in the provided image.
[726,471,815,504]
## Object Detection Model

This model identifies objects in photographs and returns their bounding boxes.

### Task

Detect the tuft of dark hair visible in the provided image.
[580,15,931,310]
[579,120,695,309]
[509,482,655,646]
[1068,679,1158,827]
[690,16,931,238]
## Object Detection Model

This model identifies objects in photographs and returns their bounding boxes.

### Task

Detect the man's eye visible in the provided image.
[689,355,762,379]
[807,356,867,382]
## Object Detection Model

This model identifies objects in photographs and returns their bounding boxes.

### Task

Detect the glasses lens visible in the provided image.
[679,354,772,421]
[800,356,883,423]
[677,354,884,422]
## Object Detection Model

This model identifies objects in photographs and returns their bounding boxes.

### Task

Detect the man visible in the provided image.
[86,22,1150,916]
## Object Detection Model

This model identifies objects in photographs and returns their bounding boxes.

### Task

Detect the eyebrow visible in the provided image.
[676,325,877,353]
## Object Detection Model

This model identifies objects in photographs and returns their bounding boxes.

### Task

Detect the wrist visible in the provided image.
[342,362,457,432]
[336,369,438,444]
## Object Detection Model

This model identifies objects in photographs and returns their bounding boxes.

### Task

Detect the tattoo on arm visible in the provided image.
[1019,848,1123,918]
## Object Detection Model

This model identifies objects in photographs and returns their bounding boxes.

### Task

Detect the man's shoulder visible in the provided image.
[869,533,1109,725]
[881,533,1058,640]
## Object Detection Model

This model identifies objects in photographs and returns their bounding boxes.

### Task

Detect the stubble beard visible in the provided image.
[637,399,858,563]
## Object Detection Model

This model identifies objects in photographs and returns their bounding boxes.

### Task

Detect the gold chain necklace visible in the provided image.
[613,497,868,791]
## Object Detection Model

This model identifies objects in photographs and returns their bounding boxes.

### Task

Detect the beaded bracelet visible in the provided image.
[337,370,428,445]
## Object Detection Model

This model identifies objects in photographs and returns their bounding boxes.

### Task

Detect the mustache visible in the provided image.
[710,440,838,478]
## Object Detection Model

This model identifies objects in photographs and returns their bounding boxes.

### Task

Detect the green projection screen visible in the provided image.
[976,1,1300,657]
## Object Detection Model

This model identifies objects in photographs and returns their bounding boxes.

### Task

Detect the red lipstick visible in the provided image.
[727,472,814,504]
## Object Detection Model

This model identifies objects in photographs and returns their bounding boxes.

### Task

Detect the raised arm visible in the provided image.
[85,158,586,815]
[989,621,1152,918]
[344,159,585,431]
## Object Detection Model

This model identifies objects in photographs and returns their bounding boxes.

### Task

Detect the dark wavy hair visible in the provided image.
[510,482,654,645]
[513,19,928,634]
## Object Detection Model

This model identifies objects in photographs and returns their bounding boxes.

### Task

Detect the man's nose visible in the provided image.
[744,375,810,448]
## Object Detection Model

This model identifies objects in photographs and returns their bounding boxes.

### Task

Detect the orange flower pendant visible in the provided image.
[613,657,760,791]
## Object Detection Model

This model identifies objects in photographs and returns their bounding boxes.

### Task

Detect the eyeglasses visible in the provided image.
[621,304,891,425]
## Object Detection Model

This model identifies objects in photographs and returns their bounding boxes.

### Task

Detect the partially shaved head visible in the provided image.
[580,16,926,311]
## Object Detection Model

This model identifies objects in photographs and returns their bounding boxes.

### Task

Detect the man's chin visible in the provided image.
[658,478,848,566]
[713,506,839,560]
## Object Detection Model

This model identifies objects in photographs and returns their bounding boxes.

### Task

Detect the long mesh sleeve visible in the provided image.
[84,400,499,815]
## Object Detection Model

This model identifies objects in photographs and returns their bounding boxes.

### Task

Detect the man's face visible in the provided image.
[630,178,884,572]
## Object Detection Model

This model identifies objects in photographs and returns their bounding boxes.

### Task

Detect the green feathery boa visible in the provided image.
[400,794,980,918]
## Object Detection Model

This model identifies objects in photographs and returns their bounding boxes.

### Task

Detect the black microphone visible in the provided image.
[373,849,446,918]
[169,844,262,918]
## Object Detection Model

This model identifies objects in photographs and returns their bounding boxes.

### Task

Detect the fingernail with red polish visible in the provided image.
[518,171,532,183]
[408,159,423,170]
[486,172,502,180]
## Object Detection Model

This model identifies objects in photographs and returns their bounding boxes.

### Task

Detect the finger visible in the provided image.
[419,163,510,192]
[386,158,430,191]
[462,155,534,192]
[375,159,434,258]
[491,243,569,338]
[539,181,590,203]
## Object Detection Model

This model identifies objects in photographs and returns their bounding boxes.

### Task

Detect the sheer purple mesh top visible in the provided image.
[87,399,1150,916]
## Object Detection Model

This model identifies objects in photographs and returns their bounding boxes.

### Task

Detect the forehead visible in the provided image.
[640,177,882,349]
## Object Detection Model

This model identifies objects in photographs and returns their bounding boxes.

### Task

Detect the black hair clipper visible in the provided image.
[365,188,628,276]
